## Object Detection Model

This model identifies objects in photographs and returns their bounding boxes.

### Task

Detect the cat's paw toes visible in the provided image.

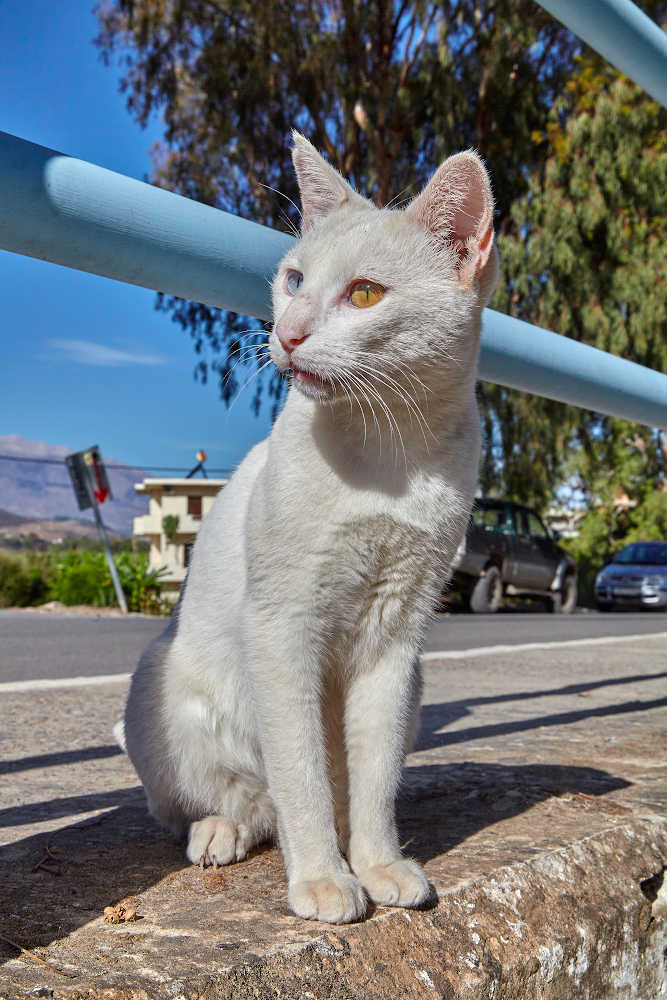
[357,859,430,908]
[288,874,367,924]
[187,816,252,867]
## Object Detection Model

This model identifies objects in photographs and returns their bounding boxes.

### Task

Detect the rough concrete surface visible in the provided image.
[1,632,667,998]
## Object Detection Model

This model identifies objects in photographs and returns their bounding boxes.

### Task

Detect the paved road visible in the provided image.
[1,607,665,683]
[423,609,667,653]
[0,612,166,683]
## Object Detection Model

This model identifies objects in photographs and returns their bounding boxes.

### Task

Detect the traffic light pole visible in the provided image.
[91,497,128,614]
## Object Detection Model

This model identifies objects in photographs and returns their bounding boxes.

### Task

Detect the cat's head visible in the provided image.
[270,132,499,406]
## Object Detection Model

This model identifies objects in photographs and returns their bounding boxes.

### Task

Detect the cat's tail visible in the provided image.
[112,719,127,753]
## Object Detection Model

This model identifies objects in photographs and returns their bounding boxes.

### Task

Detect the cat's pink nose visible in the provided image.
[276,325,308,355]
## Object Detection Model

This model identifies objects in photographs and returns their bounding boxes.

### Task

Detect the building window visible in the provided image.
[188,495,202,520]
[184,542,194,568]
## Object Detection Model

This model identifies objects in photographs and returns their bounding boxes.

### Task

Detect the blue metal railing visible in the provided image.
[537,0,667,109]
[1,0,667,429]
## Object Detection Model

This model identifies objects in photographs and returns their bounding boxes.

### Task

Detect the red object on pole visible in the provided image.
[90,452,109,504]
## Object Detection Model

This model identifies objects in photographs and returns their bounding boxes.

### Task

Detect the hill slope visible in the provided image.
[0,435,149,534]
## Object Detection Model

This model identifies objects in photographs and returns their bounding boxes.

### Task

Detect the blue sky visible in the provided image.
[0,1,272,473]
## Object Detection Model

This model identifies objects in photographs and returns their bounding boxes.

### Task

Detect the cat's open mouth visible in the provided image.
[291,366,335,396]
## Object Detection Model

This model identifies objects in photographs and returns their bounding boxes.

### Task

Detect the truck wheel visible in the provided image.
[552,575,577,614]
[469,566,503,614]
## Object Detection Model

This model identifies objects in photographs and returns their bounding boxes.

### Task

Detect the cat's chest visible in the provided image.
[317,512,439,590]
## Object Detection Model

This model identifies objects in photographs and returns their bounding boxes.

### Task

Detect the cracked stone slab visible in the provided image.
[1,636,667,997]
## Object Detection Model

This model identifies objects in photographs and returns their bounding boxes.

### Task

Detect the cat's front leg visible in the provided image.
[244,631,366,924]
[345,648,431,909]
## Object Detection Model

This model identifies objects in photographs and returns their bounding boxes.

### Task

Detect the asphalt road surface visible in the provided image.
[1,607,666,684]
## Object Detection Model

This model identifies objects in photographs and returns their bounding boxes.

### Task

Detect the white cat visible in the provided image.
[118,133,498,924]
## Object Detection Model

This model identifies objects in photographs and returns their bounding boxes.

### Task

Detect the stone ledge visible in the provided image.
[3,638,667,998]
[1,819,666,1000]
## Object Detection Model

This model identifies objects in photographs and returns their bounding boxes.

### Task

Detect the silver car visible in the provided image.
[595,541,667,611]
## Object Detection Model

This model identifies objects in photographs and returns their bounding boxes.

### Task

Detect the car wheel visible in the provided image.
[552,575,578,614]
[469,566,503,614]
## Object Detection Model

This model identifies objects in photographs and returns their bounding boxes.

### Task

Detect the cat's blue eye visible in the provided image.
[286,270,303,296]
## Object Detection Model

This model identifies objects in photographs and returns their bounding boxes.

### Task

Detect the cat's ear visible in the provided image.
[292,131,368,233]
[406,151,495,286]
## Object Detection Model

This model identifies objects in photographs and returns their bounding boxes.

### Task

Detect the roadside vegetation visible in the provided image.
[0,537,168,613]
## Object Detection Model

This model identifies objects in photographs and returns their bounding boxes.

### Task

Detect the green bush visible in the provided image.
[115,550,165,614]
[0,552,50,608]
[49,550,115,607]
[0,543,169,613]
[47,548,167,612]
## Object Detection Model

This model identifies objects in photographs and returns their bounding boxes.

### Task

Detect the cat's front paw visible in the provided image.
[357,858,430,908]
[187,816,253,867]
[289,873,367,924]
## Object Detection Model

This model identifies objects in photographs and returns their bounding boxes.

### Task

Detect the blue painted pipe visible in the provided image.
[1,130,667,428]
[478,311,667,429]
[537,0,667,108]
[0,131,293,320]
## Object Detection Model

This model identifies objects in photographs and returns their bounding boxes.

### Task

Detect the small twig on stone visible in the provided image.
[32,818,105,877]
[69,818,104,831]
[45,834,61,860]
[30,859,62,876]
[0,931,77,978]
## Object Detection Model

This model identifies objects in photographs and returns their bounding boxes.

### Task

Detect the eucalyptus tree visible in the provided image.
[492,44,667,513]
[96,0,576,417]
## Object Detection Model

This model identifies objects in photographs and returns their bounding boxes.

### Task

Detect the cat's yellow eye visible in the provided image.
[350,280,386,308]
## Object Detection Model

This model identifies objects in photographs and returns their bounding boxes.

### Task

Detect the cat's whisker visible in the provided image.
[352,361,435,452]
[351,370,408,471]
[352,351,439,438]
[382,182,418,211]
[345,370,381,454]
[336,370,368,451]
[259,182,303,223]
[353,351,434,411]
[223,359,275,426]
[341,369,385,464]
[218,350,269,390]
[355,364,431,460]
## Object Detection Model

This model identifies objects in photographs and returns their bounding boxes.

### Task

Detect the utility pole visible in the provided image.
[90,492,128,613]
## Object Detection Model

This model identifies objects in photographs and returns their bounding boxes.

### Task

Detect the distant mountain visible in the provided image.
[0,508,34,529]
[0,435,149,534]
[0,509,128,542]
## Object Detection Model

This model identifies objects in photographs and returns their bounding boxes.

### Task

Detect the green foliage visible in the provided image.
[488,40,667,509]
[48,549,168,612]
[114,550,166,614]
[0,552,50,608]
[49,549,117,607]
[96,0,578,409]
[0,547,169,613]
[162,515,179,545]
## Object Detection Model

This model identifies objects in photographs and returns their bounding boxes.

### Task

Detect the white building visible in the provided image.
[133,478,228,601]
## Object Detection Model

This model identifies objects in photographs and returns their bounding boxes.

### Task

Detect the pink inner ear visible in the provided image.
[452,181,489,244]
[407,151,495,278]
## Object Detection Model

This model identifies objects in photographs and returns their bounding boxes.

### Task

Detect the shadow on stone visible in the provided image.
[417,694,667,750]
[0,745,124,776]
[398,760,631,864]
[0,759,631,967]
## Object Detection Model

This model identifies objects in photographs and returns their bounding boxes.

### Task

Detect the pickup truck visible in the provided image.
[448,498,578,614]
